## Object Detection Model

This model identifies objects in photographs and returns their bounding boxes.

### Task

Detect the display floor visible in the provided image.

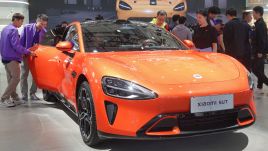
[0,63,267,151]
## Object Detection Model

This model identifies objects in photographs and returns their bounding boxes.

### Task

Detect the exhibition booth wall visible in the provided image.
[0,0,267,31]
[28,0,246,27]
[0,0,29,32]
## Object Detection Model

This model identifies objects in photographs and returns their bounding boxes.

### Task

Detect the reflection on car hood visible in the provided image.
[89,50,240,85]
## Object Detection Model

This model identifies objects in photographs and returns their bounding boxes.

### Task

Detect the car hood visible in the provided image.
[89,51,240,85]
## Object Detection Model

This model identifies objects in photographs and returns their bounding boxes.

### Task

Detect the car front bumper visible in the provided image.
[98,105,255,140]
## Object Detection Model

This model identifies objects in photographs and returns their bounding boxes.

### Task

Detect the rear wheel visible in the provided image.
[77,81,100,147]
[42,90,58,102]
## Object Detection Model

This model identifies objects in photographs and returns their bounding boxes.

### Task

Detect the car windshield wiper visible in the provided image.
[117,46,181,51]
[119,45,144,50]
[142,46,181,50]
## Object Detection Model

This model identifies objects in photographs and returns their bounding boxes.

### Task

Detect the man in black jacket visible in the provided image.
[252,6,268,90]
[223,8,252,71]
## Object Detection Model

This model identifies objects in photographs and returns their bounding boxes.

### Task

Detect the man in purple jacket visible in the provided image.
[20,14,48,101]
[0,13,35,107]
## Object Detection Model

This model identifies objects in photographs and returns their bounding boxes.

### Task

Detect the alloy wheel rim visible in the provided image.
[78,87,92,140]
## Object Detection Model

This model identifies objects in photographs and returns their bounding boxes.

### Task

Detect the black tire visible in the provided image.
[42,90,58,102]
[77,81,100,147]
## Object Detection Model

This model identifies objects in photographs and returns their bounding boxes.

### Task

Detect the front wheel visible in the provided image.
[77,81,100,147]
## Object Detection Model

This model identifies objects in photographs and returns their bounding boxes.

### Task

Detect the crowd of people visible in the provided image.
[1,5,268,108]
[150,6,268,94]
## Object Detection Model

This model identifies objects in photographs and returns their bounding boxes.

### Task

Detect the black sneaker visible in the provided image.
[22,96,28,101]
[30,94,40,101]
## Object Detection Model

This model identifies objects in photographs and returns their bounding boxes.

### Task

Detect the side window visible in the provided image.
[65,25,80,51]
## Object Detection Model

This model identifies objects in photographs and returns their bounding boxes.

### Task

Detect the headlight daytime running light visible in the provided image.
[102,77,157,100]
[119,1,132,10]
[174,2,185,11]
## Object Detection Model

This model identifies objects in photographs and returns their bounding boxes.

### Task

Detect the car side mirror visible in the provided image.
[56,41,73,52]
[183,40,195,49]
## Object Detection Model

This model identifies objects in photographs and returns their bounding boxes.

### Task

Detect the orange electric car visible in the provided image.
[116,0,187,20]
[28,20,256,146]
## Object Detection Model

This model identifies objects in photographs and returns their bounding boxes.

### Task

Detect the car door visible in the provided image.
[28,29,67,92]
[59,24,83,104]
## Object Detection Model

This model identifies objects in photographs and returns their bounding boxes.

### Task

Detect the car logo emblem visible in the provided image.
[193,74,203,79]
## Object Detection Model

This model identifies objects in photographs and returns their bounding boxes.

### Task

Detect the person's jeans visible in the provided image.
[20,57,37,98]
[252,57,268,89]
[1,61,20,100]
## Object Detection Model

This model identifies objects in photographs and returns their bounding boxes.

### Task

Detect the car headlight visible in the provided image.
[119,1,132,10]
[102,77,157,100]
[174,2,185,11]
[248,72,254,90]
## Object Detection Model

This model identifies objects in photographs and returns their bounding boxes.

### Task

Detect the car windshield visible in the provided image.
[82,20,188,52]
